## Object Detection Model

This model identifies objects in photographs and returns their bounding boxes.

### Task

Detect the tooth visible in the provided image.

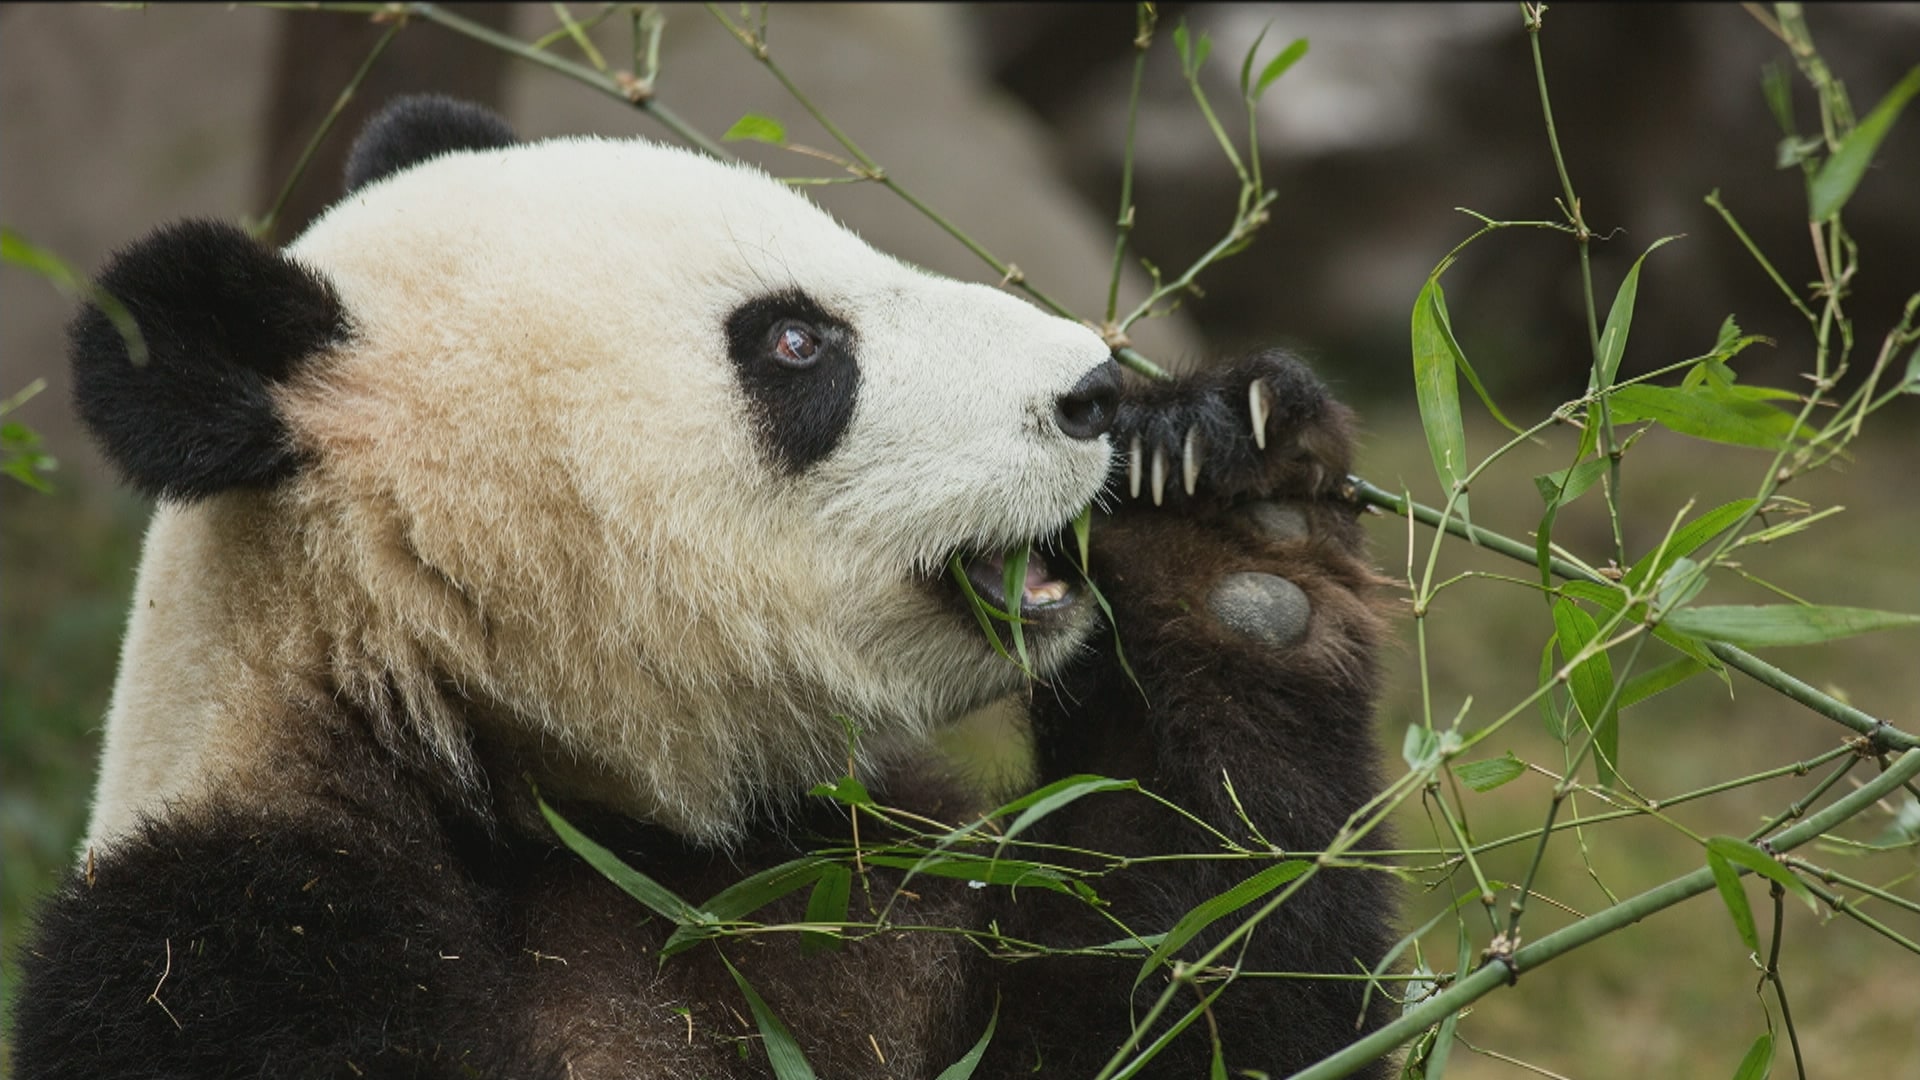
[1024,581,1067,606]
[1250,379,1272,450]
[1151,445,1167,506]
[1128,433,1143,499]
[1182,426,1200,496]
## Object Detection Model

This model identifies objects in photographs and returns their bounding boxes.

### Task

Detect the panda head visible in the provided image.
[72,97,1120,843]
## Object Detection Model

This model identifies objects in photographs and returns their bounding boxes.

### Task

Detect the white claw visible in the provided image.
[1182,426,1200,496]
[1151,445,1167,507]
[1250,379,1272,450]
[1128,433,1143,499]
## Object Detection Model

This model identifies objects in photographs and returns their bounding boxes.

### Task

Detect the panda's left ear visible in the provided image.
[69,219,350,501]
[344,95,519,193]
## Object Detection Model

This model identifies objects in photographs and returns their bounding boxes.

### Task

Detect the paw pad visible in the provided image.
[1235,501,1310,543]
[1207,572,1311,647]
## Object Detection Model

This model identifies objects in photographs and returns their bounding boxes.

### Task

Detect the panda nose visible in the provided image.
[1054,359,1122,441]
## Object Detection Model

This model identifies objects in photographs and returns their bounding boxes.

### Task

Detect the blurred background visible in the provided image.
[4,4,1917,1075]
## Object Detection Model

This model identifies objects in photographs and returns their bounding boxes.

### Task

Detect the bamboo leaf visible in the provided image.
[1412,278,1469,514]
[1706,837,1818,914]
[1236,22,1270,99]
[1732,1033,1773,1080]
[1552,598,1620,786]
[1079,568,1148,700]
[1004,546,1033,674]
[1707,314,1770,364]
[723,113,788,145]
[1,226,147,366]
[1534,454,1614,588]
[1538,635,1566,742]
[1594,236,1678,389]
[722,955,818,1080]
[997,775,1136,845]
[1452,753,1526,793]
[540,798,704,925]
[701,857,834,922]
[1402,724,1440,772]
[1761,62,1794,136]
[1608,384,1807,451]
[1255,38,1309,100]
[1618,656,1706,710]
[1654,557,1709,616]
[1561,579,1728,683]
[1664,605,1920,648]
[933,995,999,1080]
[947,553,1027,675]
[1135,860,1311,988]
[1533,458,1609,507]
[801,866,852,955]
[662,857,835,958]
[1071,503,1092,572]
[1706,847,1760,954]
[1809,65,1920,221]
[809,775,872,807]
[1623,498,1758,590]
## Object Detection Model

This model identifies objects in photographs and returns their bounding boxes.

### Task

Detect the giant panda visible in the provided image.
[13,96,1396,1079]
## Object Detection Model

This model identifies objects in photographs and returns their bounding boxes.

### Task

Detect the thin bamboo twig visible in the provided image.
[1292,748,1920,1080]
[255,17,403,241]
[1763,883,1809,1080]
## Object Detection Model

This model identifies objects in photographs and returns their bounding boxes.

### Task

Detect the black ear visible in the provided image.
[343,95,519,193]
[69,220,350,501]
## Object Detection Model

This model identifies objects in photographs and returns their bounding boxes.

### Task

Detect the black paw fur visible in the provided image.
[1109,350,1348,507]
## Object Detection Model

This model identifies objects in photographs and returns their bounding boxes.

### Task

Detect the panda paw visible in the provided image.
[1084,352,1376,659]
[1110,350,1355,508]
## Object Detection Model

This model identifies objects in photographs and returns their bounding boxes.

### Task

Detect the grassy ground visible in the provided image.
[3,408,1916,1075]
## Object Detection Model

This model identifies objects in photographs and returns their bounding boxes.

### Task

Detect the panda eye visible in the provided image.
[773,323,821,369]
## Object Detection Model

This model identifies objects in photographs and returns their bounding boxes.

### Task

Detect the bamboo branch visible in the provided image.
[1347,476,1919,753]
[1292,748,1920,1080]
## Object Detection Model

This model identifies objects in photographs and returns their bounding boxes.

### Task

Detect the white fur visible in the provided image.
[86,138,1114,848]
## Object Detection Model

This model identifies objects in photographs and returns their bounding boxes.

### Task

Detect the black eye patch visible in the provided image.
[724,289,860,475]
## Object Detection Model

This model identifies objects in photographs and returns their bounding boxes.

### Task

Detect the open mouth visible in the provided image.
[952,542,1083,627]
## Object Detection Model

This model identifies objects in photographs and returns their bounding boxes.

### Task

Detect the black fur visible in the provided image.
[69,220,350,501]
[343,95,519,193]
[11,719,559,1080]
[1111,348,1351,505]
[724,289,861,474]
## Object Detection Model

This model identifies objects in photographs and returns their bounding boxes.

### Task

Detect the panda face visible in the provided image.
[233,136,1116,836]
